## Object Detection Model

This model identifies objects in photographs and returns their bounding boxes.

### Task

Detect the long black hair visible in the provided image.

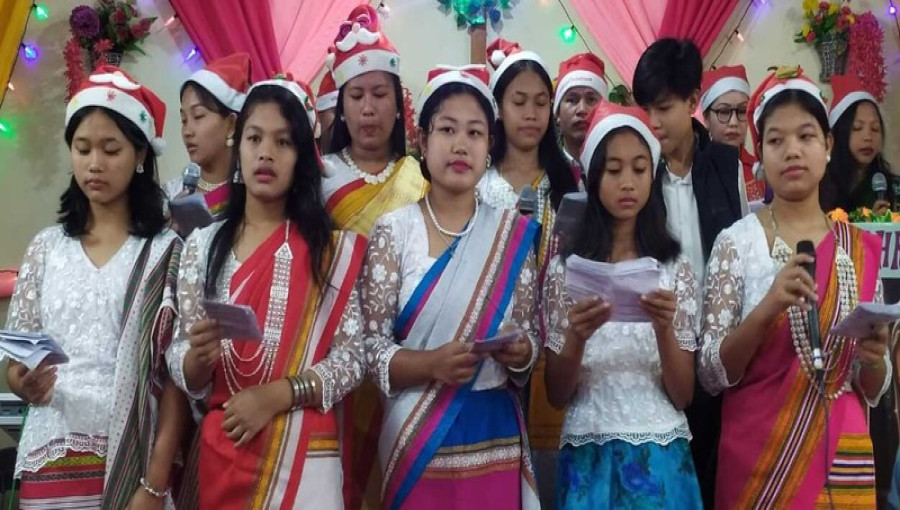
[205,85,335,296]
[490,60,578,210]
[417,82,497,181]
[328,72,407,157]
[820,100,891,211]
[60,106,166,238]
[565,127,680,264]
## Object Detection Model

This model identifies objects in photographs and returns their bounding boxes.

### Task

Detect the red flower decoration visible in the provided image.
[847,11,886,101]
[64,37,85,102]
[93,38,113,53]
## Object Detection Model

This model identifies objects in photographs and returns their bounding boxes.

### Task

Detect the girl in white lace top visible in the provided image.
[543,102,702,509]
[5,68,186,508]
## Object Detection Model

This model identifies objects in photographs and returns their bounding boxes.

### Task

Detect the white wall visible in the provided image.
[1,0,898,271]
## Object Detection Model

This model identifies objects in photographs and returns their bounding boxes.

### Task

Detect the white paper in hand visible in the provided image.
[169,194,215,236]
[471,328,523,353]
[203,300,264,341]
[0,330,69,370]
[564,256,662,322]
[831,302,900,339]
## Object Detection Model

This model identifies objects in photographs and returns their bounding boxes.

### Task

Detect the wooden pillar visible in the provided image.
[469,7,488,64]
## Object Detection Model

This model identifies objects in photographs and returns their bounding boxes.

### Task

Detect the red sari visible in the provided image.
[199,224,365,509]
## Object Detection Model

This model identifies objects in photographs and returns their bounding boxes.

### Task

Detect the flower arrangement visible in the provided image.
[70,1,155,57]
[795,0,856,44]
[847,12,886,101]
[829,207,900,223]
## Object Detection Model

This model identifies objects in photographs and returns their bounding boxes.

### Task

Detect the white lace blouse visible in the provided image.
[476,167,551,221]
[544,254,699,448]
[698,214,891,404]
[165,222,366,412]
[5,226,143,475]
[361,204,540,395]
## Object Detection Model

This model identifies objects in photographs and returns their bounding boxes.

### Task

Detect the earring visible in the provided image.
[826,154,831,163]
[226,136,234,147]
[136,164,144,174]
[340,115,346,122]
[233,163,243,184]
[486,155,492,168]
[396,112,401,119]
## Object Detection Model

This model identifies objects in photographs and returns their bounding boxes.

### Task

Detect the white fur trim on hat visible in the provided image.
[553,70,609,114]
[829,90,878,127]
[490,50,507,68]
[333,49,400,88]
[489,50,549,92]
[752,79,826,129]
[249,79,317,132]
[415,71,498,125]
[66,86,163,155]
[187,69,246,112]
[581,114,661,177]
[700,76,751,112]
[316,91,339,112]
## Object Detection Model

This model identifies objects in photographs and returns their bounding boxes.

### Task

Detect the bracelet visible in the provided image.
[288,376,301,410]
[139,477,170,499]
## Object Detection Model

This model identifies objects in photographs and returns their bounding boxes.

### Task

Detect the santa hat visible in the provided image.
[581,101,661,176]
[185,53,252,113]
[553,53,608,114]
[66,65,167,155]
[326,5,400,88]
[316,71,338,112]
[486,38,549,92]
[828,74,879,127]
[248,74,318,133]
[247,74,335,176]
[416,65,498,124]
[747,66,827,179]
[700,65,750,112]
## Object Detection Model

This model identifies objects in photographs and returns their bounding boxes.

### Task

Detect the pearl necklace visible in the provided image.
[197,177,227,192]
[424,193,478,238]
[342,147,396,185]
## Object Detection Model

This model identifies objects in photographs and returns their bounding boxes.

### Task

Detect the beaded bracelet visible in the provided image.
[139,477,170,499]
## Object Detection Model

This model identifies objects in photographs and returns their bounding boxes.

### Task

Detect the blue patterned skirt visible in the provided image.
[556,438,702,509]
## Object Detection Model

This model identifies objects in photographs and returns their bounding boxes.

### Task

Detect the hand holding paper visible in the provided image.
[564,256,663,323]
[831,302,900,339]
[0,330,68,370]
[203,300,264,341]
[169,194,215,236]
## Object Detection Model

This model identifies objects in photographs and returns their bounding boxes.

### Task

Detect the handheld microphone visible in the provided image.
[796,240,824,373]
[872,172,887,203]
[182,162,201,195]
[517,186,538,216]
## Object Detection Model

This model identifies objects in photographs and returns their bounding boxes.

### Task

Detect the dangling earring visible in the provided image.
[233,163,243,184]
[396,112,401,119]
[486,155,492,168]
[226,136,234,147]
[136,164,144,174]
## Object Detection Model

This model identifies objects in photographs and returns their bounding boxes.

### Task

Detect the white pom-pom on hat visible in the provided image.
[151,137,167,156]
[490,50,506,68]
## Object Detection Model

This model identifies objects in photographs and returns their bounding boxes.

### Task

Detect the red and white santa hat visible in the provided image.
[416,65,498,124]
[581,101,661,176]
[248,73,318,133]
[828,74,879,127]
[316,71,338,112]
[553,53,608,114]
[700,65,751,112]
[185,53,252,113]
[747,66,827,178]
[65,65,167,155]
[486,38,549,92]
[326,4,400,89]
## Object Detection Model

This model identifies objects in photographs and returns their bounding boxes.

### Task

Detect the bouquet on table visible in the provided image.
[829,207,900,223]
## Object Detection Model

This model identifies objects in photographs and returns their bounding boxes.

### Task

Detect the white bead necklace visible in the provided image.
[197,177,228,192]
[342,147,396,185]
[424,193,478,238]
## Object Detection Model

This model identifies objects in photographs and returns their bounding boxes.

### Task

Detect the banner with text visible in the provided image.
[854,222,900,279]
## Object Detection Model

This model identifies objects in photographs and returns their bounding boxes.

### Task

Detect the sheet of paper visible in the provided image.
[564,256,662,323]
[471,329,523,353]
[831,302,900,339]
[0,330,69,369]
[203,300,264,341]
[169,194,215,236]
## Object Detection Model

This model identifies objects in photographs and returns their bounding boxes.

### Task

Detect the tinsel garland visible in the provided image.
[63,37,84,101]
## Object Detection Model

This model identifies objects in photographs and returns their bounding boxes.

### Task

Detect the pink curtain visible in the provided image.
[658,0,739,57]
[568,0,666,83]
[272,1,363,82]
[170,0,281,82]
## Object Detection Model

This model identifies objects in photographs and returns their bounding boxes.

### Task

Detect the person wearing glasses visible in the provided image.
[700,65,767,204]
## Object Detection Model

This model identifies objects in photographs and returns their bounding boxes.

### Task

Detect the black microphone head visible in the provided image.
[872,172,888,193]
[518,186,538,214]
[182,162,201,189]
[796,240,815,256]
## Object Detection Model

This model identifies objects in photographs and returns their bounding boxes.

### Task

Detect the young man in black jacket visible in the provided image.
[633,38,748,509]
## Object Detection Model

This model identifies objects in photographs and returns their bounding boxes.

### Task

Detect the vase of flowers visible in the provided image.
[69,1,155,70]
[794,0,856,82]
